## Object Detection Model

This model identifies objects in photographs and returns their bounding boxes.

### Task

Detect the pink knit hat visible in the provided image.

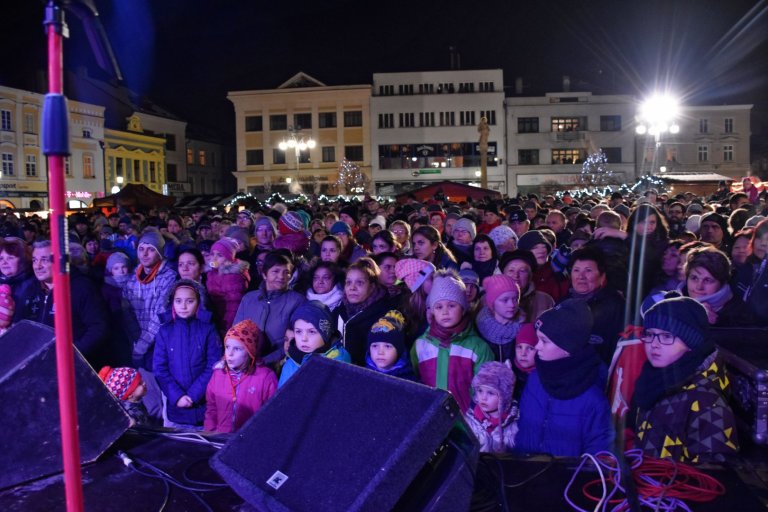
[395,258,435,293]
[212,238,238,263]
[482,275,520,309]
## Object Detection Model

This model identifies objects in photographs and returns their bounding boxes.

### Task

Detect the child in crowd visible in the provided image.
[464,361,519,453]
[279,301,351,387]
[366,310,416,381]
[511,323,536,400]
[205,237,250,335]
[101,251,134,366]
[204,320,278,433]
[153,280,221,429]
[458,268,482,318]
[476,275,524,363]
[395,258,435,346]
[411,271,494,412]
[99,366,149,426]
[515,299,613,457]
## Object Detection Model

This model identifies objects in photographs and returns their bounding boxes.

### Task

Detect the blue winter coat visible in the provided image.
[278,341,351,388]
[515,370,613,457]
[153,308,222,426]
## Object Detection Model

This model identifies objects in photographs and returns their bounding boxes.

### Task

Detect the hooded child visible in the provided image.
[464,361,519,453]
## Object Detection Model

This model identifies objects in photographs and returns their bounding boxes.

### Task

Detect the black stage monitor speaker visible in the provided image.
[0,321,130,489]
[211,357,478,512]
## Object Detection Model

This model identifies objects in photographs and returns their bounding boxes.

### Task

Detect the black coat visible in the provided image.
[334,293,402,366]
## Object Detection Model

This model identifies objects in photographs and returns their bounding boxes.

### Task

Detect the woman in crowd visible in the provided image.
[411,226,458,271]
[371,230,401,255]
[500,250,554,321]
[177,248,206,283]
[0,237,36,324]
[373,251,403,298]
[468,234,499,281]
[390,220,412,256]
[305,261,345,311]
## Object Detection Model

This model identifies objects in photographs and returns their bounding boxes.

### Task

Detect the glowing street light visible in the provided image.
[278,125,315,193]
[636,94,680,140]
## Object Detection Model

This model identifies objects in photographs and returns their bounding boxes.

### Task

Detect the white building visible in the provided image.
[505,92,636,196]
[371,69,506,196]
[0,84,106,209]
[132,112,188,197]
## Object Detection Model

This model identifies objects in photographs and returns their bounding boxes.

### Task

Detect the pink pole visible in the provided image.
[46,11,85,512]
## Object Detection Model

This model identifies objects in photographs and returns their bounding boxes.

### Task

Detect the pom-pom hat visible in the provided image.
[98,366,143,401]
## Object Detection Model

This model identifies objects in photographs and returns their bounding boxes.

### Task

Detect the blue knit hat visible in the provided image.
[535,299,594,354]
[643,296,710,351]
[290,300,335,344]
[330,221,352,236]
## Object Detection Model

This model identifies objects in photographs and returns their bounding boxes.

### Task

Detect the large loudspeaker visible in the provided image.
[0,321,130,489]
[211,357,478,512]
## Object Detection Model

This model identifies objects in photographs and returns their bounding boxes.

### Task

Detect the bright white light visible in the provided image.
[287,139,296,149]
[639,94,680,126]
[285,177,292,184]
[660,166,667,173]
[116,176,124,184]
[111,186,120,194]
[475,170,482,177]
[648,126,658,136]
[278,142,288,151]
[307,139,317,149]
[636,125,647,135]
[658,122,668,133]
[411,157,418,162]
[669,124,680,134]
[297,142,307,151]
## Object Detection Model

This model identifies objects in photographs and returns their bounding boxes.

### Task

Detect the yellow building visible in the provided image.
[103,115,166,194]
[228,72,372,195]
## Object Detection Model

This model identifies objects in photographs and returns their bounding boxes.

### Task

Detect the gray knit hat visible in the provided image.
[452,218,477,240]
[105,251,131,273]
[138,229,165,256]
[472,361,516,414]
[427,273,468,311]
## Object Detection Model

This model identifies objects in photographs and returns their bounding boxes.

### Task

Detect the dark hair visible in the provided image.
[568,247,607,275]
[728,208,752,234]
[472,234,498,261]
[178,247,204,267]
[320,235,342,251]
[372,230,400,252]
[627,204,669,240]
[750,218,768,257]
[685,246,731,286]
[412,225,456,266]
[262,251,293,275]
[312,261,344,286]
[373,251,400,267]
[0,237,31,274]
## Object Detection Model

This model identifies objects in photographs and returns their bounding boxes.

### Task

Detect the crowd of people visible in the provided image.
[1,180,766,463]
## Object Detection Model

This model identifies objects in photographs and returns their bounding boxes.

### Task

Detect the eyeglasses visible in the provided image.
[640,331,676,345]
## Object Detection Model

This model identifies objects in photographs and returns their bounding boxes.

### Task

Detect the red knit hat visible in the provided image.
[98,366,142,401]
[278,211,304,235]
[516,322,537,346]
[225,319,262,362]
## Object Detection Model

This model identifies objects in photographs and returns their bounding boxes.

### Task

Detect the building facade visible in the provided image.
[103,115,166,194]
[132,112,188,197]
[229,72,372,195]
[371,69,507,196]
[0,85,106,209]
[186,135,236,195]
[505,92,637,196]
[638,104,752,181]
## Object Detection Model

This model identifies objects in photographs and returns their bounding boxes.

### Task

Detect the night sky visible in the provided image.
[2,0,767,139]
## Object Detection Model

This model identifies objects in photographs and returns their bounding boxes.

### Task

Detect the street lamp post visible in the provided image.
[278,125,316,194]
[635,95,680,178]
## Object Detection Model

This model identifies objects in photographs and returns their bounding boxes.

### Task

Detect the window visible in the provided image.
[187,148,194,165]
[552,149,584,164]
[210,152,216,167]
[25,114,36,134]
[551,117,586,132]
[344,111,363,127]
[439,112,455,126]
[698,145,709,162]
[602,147,622,163]
[459,111,476,126]
[167,163,177,182]
[479,82,495,92]
[458,82,475,93]
[378,113,394,129]
[25,154,37,176]
[600,115,621,131]
[294,113,312,129]
[298,149,310,164]
[379,85,394,96]
[65,157,71,176]
[399,113,415,127]
[246,149,264,165]
[518,117,539,133]
[149,162,156,182]
[322,146,336,163]
[699,119,708,133]
[165,134,176,151]
[724,118,733,134]
[345,145,364,161]
[270,115,287,131]
[272,149,286,165]
[419,112,435,127]
[116,157,123,178]
[480,110,496,125]
[2,153,14,175]
[1,110,11,131]
[83,154,94,178]
[723,145,733,162]
[398,84,414,95]
[199,150,206,166]
[418,84,434,94]
[245,116,263,132]
[518,149,539,165]
[319,112,336,128]
[133,160,141,181]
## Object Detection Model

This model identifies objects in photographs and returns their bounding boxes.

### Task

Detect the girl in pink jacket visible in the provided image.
[205,238,250,335]
[204,319,277,432]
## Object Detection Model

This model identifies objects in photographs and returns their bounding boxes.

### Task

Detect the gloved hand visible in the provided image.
[551,244,572,273]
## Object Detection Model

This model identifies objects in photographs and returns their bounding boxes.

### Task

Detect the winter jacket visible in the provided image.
[153,308,222,426]
[515,370,613,457]
[364,349,417,381]
[205,259,250,334]
[633,352,739,463]
[334,293,402,366]
[204,364,277,432]
[465,403,519,453]
[531,263,569,303]
[410,324,495,412]
[278,341,351,387]
[1,269,37,324]
[19,269,109,367]
[123,261,178,368]
[234,286,306,364]
[519,282,554,321]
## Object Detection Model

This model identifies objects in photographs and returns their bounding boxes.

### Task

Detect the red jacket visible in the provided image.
[204,365,277,433]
